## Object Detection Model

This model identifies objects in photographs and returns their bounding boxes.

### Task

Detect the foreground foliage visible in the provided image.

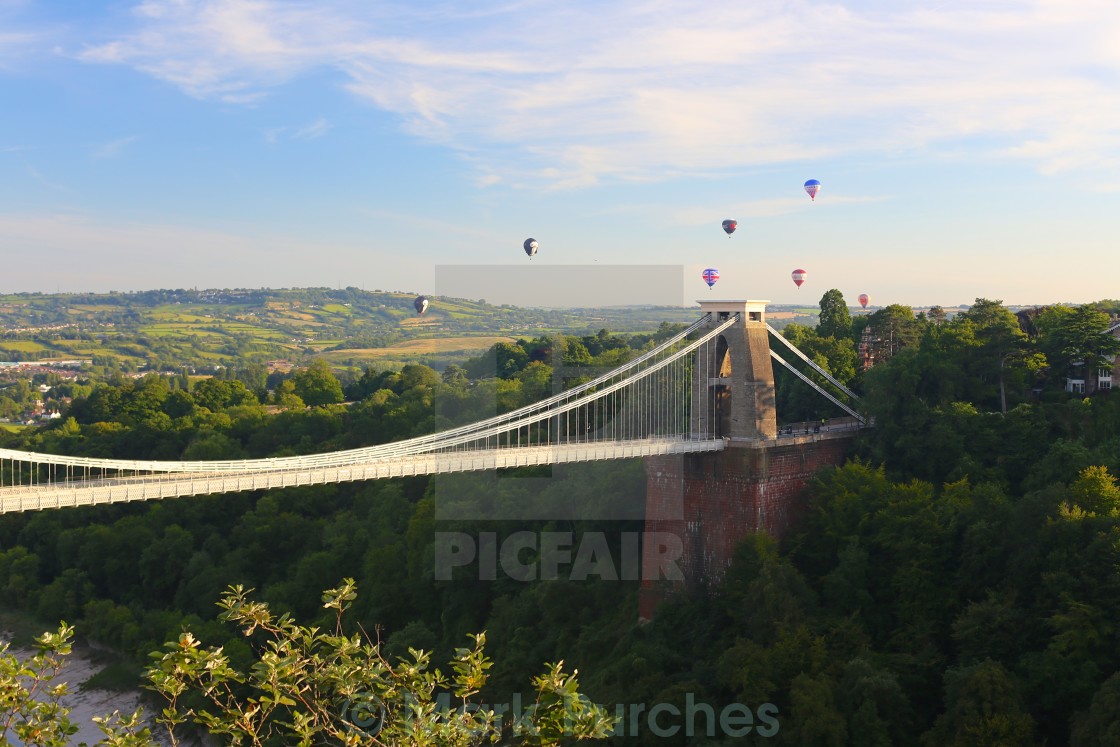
[1,580,614,746]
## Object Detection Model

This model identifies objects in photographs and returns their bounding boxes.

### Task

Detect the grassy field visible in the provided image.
[58,342,143,359]
[0,340,52,353]
[316,336,515,363]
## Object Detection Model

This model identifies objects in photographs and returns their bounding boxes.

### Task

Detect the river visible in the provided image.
[1,634,178,746]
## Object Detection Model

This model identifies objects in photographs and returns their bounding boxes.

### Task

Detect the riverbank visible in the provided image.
[1,629,174,746]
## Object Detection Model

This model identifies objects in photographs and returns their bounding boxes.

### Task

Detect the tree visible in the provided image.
[233,363,268,396]
[517,361,554,404]
[441,365,469,388]
[291,360,344,406]
[494,342,530,377]
[160,389,196,419]
[1071,671,1120,746]
[118,376,171,427]
[398,364,440,392]
[817,289,853,341]
[922,660,1039,747]
[957,298,1044,413]
[348,366,396,401]
[191,378,258,412]
[562,337,593,366]
[271,379,305,410]
[837,658,912,746]
[784,673,848,746]
[465,342,529,379]
[1,582,616,746]
[1065,465,1120,515]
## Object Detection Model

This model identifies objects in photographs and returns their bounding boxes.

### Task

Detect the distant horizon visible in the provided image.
[0,284,1104,314]
[0,279,1110,314]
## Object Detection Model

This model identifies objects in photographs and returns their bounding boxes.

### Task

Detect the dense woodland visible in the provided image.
[2,293,1120,745]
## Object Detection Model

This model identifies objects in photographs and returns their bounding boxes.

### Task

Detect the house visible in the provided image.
[1065,315,1120,394]
[858,326,878,372]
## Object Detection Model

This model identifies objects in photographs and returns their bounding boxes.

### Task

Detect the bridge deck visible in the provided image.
[0,438,726,513]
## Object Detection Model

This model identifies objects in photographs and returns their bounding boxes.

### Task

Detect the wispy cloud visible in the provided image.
[293,117,330,139]
[24,164,65,191]
[70,0,1120,185]
[264,116,331,143]
[77,0,347,101]
[91,135,139,160]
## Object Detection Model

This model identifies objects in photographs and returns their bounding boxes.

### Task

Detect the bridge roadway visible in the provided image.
[0,437,726,513]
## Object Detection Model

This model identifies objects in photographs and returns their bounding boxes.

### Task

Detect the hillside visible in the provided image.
[0,288,816,370]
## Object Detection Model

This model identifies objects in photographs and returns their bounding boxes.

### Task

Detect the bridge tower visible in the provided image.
[692,300,777,442]
[640,300,855,619]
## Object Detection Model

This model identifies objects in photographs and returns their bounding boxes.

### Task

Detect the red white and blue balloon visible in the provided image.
[702,268,720,289]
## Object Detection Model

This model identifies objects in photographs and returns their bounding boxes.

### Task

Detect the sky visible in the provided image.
[1,0,1118,309]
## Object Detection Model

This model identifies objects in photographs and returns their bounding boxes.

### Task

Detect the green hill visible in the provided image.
[0,287,816,370]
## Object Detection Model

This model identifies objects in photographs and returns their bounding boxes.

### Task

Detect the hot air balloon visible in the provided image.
[858,293,869,309]
[722,219,737,237]
[523,238,538,259]
[702,268,720,289]
[791,269,807,288]
[414,295,430,315]
[804,179,821,201]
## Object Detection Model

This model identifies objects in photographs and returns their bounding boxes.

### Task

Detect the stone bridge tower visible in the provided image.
[692,300,777,442]
[640,300,856,619]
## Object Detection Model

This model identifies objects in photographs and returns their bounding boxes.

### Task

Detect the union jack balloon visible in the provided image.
[702,268,720,289]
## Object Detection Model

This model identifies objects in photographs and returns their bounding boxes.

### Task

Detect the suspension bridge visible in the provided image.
[0,301,864,514]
